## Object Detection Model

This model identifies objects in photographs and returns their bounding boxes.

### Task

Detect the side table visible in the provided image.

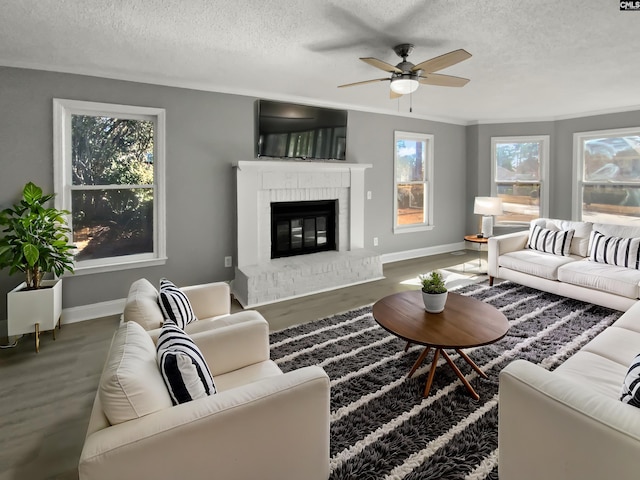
[464,235,488,274]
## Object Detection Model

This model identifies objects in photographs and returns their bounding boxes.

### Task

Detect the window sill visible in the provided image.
[393,225,435,234]
[71,257,168,276]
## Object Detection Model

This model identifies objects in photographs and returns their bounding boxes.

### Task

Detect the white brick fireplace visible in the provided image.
[232,160,383,307]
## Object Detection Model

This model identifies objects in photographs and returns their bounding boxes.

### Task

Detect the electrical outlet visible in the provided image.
[367,191,372,200]
[373,237,379,246]
[224,256,232,268]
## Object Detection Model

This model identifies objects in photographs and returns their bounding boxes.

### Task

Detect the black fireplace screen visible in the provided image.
[271,200,337,259]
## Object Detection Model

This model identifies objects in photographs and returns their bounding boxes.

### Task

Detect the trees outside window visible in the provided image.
[54,99,166,274]
[491,136,549,225]
[574,128,640,225]
[394,131,434,233]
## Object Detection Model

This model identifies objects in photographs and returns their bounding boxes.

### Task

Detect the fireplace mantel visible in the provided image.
[234,160,372,267]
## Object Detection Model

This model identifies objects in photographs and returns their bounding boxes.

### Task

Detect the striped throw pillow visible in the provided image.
[157,323,216,405]
[588,230,640,269]
[527,225,574,256]
[158,278,197,329]
[621,352,640,408]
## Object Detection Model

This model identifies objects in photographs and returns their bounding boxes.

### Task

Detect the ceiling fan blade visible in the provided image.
[390,90,403,99]
[419,73,470,87]
[411,49,472,74]
[360,57,403,74]
[338,78,390,88]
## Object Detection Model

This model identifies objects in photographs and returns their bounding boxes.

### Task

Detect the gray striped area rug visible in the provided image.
[269,281,622,480]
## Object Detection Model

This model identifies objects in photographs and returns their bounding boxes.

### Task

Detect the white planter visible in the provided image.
[422,291,448,314]
[8,279,62,350]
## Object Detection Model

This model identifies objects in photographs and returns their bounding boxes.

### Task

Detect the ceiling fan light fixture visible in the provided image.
[390,77,419,95]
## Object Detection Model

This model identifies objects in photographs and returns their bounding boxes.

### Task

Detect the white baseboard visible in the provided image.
[61,298,126,324]
[381,241,467,264]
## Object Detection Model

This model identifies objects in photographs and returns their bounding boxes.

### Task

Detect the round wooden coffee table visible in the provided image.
[372,290,509,400]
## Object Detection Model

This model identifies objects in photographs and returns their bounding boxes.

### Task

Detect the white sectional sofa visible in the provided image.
[491,218,640,478]
[488,218,640,312]
[79,279,330,480]
[499,300,640,479]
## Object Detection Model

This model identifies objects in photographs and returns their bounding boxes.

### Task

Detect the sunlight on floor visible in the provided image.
[399,261,488,291]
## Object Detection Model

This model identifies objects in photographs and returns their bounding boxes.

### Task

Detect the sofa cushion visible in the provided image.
[531,218,592,256]
[123,278,164,330]
[558,259,640,299]
[99,321,173,425]
[158,278,197,329]
[527,224,574,256]
[593,222,640,240]
[499,249,581,280]
[621,353,640,408]
[589,230,640,269]
[157,323,217,405]
[214,360,283,392]
[554,350,629,399]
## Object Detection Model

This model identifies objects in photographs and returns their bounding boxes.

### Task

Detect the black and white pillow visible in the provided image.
[158,278,197,329]
[621,352,640,408]
[527,224,574,256]
[589,230,640,269]
[157,323,216,405]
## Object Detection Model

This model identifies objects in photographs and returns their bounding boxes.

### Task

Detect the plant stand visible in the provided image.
[8,279,62,353]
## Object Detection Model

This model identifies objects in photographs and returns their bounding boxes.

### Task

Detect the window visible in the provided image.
[53,99,166,274]
[491,136,549,225]
[394,131,434,233]
[574,127,640,225]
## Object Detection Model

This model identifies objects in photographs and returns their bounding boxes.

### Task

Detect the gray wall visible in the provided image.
[0,66,467,322]
[466,111,640,235]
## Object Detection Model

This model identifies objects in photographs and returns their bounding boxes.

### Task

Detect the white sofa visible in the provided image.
[499,300,640,479]
[78,279,331,480]
[488,218,640,311]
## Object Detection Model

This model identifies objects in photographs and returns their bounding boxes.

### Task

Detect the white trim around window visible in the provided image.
[53,99,167,275]
[393,131,435,233]
[573,126,640,225]
[491,135,550,226]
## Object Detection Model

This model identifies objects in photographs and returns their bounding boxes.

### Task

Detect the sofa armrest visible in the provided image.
[499,359,640,480]
[182,281,231,319]
[190,313,270,375]
[79,366,330,480]
[488,230,529,278]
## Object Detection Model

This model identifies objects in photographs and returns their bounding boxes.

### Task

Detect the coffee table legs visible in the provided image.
[408,346,485,400]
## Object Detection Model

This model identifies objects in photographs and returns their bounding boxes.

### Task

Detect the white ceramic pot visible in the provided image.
[7,279,62,337]
[422,290,448,313]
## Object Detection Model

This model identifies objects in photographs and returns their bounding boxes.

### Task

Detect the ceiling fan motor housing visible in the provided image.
[393,43,415,59]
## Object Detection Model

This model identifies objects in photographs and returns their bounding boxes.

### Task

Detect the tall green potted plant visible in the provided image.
[0,182,75,351]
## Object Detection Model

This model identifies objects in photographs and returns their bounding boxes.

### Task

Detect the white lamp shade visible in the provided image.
[390,77,419,95]
[473,197,503,216]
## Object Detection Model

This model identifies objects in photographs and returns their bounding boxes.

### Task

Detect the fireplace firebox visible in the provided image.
[271,200,337,259]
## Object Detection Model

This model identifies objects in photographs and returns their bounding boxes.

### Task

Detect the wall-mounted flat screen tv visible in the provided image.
[257,100,347,160]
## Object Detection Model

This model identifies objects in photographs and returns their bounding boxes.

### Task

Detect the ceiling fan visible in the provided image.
[338,44,472,98]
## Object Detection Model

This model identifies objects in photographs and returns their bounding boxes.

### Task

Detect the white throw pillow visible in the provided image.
[157,323,217,405]
[158,278,197,329]
[527,224,574,256]
[531,218,592,256]
[99,321,173,425]
[588,230,640,269]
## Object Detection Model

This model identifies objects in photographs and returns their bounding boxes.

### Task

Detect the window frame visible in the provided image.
[490,135,550,226]
[573,126,640,224]
[393,130,434,234]
[53,98,167,275]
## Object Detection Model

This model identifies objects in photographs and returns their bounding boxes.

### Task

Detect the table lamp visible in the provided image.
[474,197,503,237]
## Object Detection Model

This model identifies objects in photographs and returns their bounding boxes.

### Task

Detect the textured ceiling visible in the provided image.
[1,0,638,124]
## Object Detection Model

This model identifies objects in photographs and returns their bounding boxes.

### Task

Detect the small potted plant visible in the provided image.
[419,270,448,313]
[0,182,75,351]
